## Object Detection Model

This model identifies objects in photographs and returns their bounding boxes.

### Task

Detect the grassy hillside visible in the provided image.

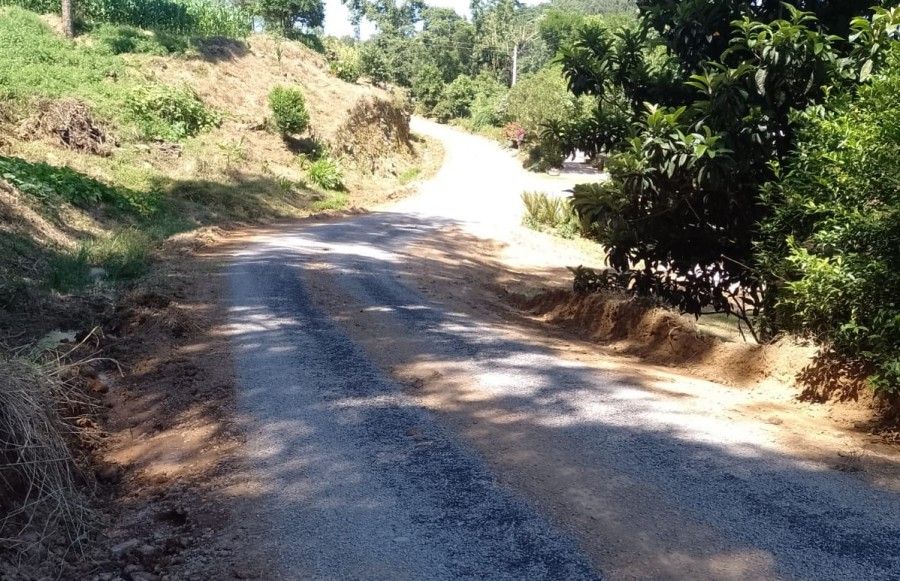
[0,8,438,571]
[0,7,431,312]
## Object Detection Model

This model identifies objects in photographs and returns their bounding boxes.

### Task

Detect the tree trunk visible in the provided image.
[61,0,75,38]
[511,42,518,86]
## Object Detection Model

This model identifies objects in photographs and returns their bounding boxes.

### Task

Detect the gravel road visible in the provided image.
[227,119,900,580]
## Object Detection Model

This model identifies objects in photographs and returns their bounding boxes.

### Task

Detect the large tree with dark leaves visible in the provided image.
[637,0,890,70]
[563,4,891,336]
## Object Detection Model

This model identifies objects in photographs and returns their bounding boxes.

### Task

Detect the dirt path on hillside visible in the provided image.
[219,119,900,580]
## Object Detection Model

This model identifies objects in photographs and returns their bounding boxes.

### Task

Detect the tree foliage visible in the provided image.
[256,0,324,35]
[757,41,900,390]
[563,1,900,388]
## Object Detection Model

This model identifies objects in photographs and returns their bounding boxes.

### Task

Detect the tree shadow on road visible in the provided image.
[221,211,900,580]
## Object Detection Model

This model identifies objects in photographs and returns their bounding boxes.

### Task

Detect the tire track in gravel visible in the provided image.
[226,119,900,580]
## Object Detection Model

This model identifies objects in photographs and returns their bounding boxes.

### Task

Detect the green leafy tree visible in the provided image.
[565,6,865,334]
[636,0,880,71]
[418,7,476,81]
[256,0,325,35]
[757,31,900,391]
[432,74,476,121]
[342,0,425,34]
[410,61,445,112]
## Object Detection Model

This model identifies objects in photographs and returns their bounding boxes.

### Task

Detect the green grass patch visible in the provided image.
[0,8,219,141]
[0,7,129,116]
[311,192,349,212]
[0,156,162,216]
[47,229,154,291]
[398,167,421,185]
[92,23,190,55]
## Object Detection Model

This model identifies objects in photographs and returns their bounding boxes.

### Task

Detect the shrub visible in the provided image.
[521,191,583,238]
[324,37,361,83]
[307,157,343,190]
[432,74,476,122]
[506,66,579,135]
[126,85,219,141]
[467,72,508,128]
[268,86,310,136]
[503,122,526,147]
[411,62,445,114]
[757,49,900,392]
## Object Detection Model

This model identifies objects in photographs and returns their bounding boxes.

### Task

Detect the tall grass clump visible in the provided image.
[48,229,153,291]
[0,353,94,556]
[521,191,584,239]
[307,157,344,190]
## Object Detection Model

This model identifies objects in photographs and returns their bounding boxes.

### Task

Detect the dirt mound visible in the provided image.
[514,289,817,388]
[332,96,413,172]
[19,99,112,155]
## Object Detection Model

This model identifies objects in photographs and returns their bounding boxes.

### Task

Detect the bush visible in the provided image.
[307,157,343,190]
[126,84,219,141]
[411,62,445,114]
[521,191,583,238]
[324,37,361,83]
[506,66,579,135]
[432,74,476,122]
[268,86,310,136]
[468,72,508,128]
[758,50,900,392]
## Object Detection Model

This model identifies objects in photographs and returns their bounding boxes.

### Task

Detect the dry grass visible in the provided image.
[18,98,113,156]
[0,343,98,562]
[333,96,413,172]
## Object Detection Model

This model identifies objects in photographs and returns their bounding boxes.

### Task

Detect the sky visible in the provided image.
[323,0,547,39]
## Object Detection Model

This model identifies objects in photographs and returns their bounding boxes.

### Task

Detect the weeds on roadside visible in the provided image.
[307,157,344,191]
[521,191,584,239]
[48,229,152,291]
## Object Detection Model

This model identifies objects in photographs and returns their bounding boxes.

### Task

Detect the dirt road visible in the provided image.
[226,119,900,580]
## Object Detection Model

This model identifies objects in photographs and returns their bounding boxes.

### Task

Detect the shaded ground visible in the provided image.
[220,120,900,579]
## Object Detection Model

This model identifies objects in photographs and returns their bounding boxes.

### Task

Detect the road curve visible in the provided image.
[227,118,900,580]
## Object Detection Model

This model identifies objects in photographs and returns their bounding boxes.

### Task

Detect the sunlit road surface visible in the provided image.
[227,119,900,580]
